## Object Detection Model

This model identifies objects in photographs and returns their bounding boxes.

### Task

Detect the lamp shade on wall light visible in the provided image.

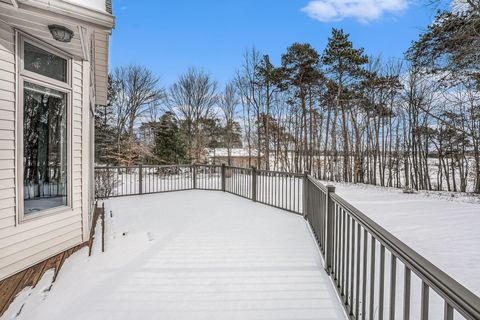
[48,25,74,43]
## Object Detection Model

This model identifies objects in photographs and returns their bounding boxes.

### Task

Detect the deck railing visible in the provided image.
[95,164,480,320]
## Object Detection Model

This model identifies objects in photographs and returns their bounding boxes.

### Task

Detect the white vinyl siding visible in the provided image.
[0,20,87,281]
[94,31,108,106]
[0,20,16,233]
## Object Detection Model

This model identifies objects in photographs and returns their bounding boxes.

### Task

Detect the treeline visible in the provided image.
[95,66,243,166]
[96,4,480,193]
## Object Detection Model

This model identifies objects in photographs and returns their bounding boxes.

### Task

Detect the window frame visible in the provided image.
[16,31,74,222]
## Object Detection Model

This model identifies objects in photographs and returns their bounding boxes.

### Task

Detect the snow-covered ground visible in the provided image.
[2,191,345,320]
[325,182,480,297]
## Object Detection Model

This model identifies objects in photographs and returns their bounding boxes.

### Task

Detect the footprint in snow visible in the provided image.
[146,232,154,242]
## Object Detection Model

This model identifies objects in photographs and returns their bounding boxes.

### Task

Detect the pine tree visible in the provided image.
[95,76,117,164]
[154,112,187,164]
[322,28,368,182]
[280,43,323,172]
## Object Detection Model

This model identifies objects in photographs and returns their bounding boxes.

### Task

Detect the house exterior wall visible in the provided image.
[94,31,109,106]
[0,1,113,281]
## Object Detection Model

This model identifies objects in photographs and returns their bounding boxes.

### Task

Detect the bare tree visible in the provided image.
[235,48,264,168]
[219,81,239,165]
[169,67,218,162]
[110,65,164,161]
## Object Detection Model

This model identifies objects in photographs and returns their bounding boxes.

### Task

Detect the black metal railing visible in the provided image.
[95,164,480,320]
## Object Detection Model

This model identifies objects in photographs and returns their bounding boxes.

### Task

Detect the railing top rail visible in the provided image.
[257,169,304,177]
[307,175,328,193]
[141,164,193,168]
[224,165,253,171]
[195,164,223,168]
[94,164,193,170]
[329,192,480,320]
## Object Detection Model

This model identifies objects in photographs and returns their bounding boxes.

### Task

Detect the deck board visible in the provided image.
[4,191,346,320]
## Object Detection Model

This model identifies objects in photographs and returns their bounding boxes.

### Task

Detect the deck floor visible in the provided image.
[3,191,345,320]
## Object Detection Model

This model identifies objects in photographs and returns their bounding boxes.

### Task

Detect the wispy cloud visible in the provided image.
[301,0,408,23]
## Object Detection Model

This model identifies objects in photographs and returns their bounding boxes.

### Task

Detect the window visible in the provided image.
[18,34,72,218]
[24,42,67,82]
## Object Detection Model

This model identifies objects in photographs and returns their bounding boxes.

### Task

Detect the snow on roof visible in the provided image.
[206,148,258,158]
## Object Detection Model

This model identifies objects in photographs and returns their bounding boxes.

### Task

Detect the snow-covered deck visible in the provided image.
[4,191,346,320]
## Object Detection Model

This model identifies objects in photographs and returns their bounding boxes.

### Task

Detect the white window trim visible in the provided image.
[16,31,74,223]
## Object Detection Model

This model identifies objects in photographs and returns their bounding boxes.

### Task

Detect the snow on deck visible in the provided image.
[329,182,480,297]
[4,191,345,320]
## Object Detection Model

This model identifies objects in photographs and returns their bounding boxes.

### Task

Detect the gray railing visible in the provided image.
[95,164,480,320]
[304,176,480,320]
[95,164,303,213]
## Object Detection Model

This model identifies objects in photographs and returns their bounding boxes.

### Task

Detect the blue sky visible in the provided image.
[110,0,438,87]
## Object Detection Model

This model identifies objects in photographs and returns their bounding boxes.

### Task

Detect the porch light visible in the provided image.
[48,25,74,43]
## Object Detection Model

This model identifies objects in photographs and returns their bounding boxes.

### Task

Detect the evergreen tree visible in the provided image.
[407,8,480,86]
[322,28,368,182]
[154,111,187,164]
[280,43,323,172]
[95,76,117,164]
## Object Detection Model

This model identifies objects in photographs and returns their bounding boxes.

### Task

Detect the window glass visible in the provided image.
[23,82,68,214]
[24,42,67,82]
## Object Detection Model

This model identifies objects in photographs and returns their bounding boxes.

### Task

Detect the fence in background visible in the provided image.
[95,164,480,320]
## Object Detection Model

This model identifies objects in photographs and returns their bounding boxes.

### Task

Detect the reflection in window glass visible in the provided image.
[23,82,67,214]
[24,42,67,82]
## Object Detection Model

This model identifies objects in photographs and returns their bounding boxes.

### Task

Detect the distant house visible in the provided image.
[207,148,259,168]
[0,0,114,281]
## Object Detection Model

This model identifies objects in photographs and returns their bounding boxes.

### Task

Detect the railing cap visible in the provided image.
[326,185,336,192]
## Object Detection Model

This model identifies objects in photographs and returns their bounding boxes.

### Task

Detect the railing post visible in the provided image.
[138,164,143,195]
[193,165,197,189]
[303,171,309,218]
[221,164,226,192]
[325,184,336,275]
[251,166,257,202]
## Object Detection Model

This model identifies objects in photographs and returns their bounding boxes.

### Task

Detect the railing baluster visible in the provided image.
[362,229,368,320]
[379,244,386,320]
[345,213,351,306]
[370,236,376,320]
[341,208,346,296]
[356,223,361,319]
[335,204,341,283]
[404,266,411,320]
[390,255,397,320]
[350,218,355,316]
[421,281,429,320]
[443,302,453,320]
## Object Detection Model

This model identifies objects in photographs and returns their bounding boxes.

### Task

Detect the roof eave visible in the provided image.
[17,0,115,30]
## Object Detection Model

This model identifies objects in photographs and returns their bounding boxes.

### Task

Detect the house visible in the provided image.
[0,0,114,282]
[206,148,259,168]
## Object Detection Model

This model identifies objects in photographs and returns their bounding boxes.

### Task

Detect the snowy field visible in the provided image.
[326,182,480,297]
[2,191,345,320]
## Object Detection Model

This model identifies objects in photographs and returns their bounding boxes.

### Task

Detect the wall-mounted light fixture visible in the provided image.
[48,25,74,43]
